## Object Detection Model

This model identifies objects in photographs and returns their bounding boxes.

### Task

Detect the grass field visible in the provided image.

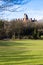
[0,40,43,65]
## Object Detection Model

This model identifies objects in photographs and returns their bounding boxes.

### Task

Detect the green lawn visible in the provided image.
[0,40,43,65]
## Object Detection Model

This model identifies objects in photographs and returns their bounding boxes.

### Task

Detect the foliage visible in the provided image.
[0,19,43,39]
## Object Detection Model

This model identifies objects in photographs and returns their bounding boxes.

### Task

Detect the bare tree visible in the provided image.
[0,0,31,12]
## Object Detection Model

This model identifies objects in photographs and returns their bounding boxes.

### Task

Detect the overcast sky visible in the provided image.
[0,0,43,20]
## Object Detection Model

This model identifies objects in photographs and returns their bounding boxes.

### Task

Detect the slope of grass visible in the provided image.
[0,40,43,65]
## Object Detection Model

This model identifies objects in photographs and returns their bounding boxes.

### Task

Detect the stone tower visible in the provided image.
[23,13,28,22]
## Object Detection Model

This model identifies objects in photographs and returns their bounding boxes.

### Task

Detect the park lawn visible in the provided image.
[0,40,43,65]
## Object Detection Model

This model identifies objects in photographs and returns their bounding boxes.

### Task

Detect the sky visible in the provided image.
[0,0,43,20]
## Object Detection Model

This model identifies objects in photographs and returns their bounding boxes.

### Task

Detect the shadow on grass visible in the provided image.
[0,55,41,62]
[0,41,33,46]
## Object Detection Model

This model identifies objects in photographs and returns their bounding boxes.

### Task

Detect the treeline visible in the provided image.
[0,19,43,40]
